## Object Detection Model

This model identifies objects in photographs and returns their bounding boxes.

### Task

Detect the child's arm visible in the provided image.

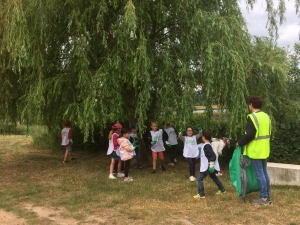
[195,130,202,139]
[204,144,216,173]
[178,132,185,142]
[203,144,216,162]
[147,131,154,146]
[122,141,135,152]
[113,134,118,150]
[68,129,73,144]
[162,130,170,146]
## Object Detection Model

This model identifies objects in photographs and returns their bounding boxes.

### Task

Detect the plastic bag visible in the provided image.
[229,146,260,198]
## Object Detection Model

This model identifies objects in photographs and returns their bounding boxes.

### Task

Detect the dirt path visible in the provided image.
[0,135,107,225]
[0,210,27,225]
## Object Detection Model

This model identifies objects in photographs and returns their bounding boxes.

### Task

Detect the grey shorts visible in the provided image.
[65,146,72,151]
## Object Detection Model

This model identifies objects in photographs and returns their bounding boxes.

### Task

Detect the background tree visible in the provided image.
[0,0,299,153]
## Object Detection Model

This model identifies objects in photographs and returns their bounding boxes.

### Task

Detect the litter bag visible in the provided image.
[229,146,260,198]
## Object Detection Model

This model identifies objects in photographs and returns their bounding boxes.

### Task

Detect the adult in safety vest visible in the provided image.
[236,96,272,205]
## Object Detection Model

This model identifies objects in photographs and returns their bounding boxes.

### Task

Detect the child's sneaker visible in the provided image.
[124,177,133,182]
[216,190,226,195]
[160,165,166,171]
[117,172,125,178]
[193,194,205,199]
[152,170,157,174]
[168,163,174,166]
[108,174,116,179]
[216,172,223,176]
[189,176,196,181]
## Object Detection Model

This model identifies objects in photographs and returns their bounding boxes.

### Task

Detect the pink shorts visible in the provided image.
[152,151,164,159]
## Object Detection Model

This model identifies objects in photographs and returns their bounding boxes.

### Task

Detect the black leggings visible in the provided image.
[169,145,177,163]
[186,157,196,176]
[124,159,131,177]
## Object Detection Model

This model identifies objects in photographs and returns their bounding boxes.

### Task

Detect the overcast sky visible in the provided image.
[239,0,299,50]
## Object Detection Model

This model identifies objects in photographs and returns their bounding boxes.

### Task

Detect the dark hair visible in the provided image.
[248,96,263,109]
[120,128,130,136]
[186,126,193,131]
[202,130,212,141]
[164,122,171,127]
[64,120,71,127]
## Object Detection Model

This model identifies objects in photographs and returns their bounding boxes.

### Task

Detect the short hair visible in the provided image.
[202,130,212,141]
[64,120,71,127]
[151,121,158,126]
[120,128,130,136]
[248,96,263,109]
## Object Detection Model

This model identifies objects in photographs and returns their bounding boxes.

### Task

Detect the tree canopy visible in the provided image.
[0,0,299,141]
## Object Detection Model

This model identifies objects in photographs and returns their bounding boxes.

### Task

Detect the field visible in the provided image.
[0,135,300,225]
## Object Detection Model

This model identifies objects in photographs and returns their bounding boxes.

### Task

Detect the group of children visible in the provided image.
[60,120,230,197]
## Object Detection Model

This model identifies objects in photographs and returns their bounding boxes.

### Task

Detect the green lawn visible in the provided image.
[0,135,299,225]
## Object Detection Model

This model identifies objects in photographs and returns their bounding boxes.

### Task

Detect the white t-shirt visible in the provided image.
[150,129,165,152]
[164,127,178,145]
[183,136,198,158]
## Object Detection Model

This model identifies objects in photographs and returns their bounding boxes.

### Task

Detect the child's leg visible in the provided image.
[117,159,123,173]
[135,147,141,168]
[170,145,176,163]
[63,146,71,162]
[191,157,196,176]
[152,157,157,170]
[63,150,68,162]
[159,151,165,165]
[186,158,196,176]
[197,172,207,196]
[158,152,166,171]
[109,158,115,174]
[124,160,131,177]
[67,151,71,161]
[173,145,177,161]
[209,173,225,192]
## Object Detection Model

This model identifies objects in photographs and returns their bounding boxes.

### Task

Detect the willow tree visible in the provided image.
[0,0,298,142]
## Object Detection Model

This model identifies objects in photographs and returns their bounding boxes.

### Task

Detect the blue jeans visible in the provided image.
[250,159,270,198]
[197,172,225,196]
[135,147,141,168]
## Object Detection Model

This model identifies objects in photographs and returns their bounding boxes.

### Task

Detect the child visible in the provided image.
[211,137,226,176]
[107,123,125,179]
[194,130,226,199]
[60,120,73,164]
[178,126,202,181]
[129,124,142,169]
[163,122,178,166]
[118,128,137,181]
[147,121,168,173]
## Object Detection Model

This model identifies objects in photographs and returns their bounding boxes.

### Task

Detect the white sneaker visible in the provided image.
[109,174,116,179]
[124,177,133,182]
[117,172,125,178]
[174,159,177,163]
[168,163,175,166]
[189,176,196,181]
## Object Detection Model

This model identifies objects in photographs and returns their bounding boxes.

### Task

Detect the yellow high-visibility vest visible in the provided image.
[243,111,271,159]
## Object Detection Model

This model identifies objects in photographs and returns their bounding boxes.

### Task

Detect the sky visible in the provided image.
[239,0,299,50]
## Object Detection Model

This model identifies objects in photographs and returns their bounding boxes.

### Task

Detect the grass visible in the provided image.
[0,135,300,225]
